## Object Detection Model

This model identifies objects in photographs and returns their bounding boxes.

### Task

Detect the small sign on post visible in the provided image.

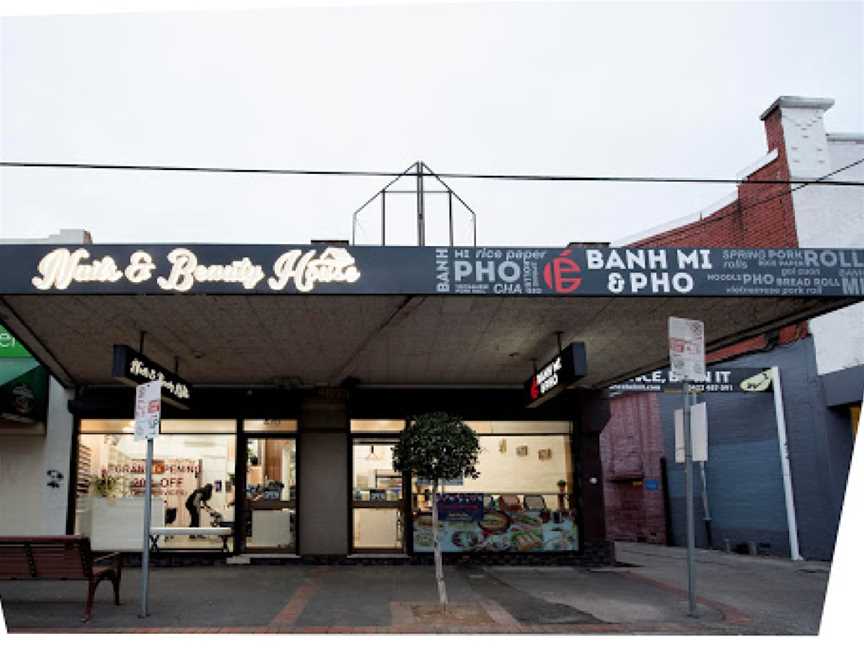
[135,380,161,618]
[675,402,708,463]
[669,317,705,381]
[134,380,161,441]
[669,316,704,619]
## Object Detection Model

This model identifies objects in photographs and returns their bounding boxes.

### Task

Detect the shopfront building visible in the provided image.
[0,240,860,564]
[67,383,609,563]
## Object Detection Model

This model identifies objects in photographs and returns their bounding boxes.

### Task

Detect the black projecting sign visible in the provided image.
[0,244,862,298]
[111,345,192,409]
[609,367,774,394]
[525,342,588,408]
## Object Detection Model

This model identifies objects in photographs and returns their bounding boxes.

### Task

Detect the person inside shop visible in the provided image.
[185,483,215,535]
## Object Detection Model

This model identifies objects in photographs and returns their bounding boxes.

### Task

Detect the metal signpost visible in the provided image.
[669,316,705,618]
[699,461,713,549]
[682,381,696,617]
[134,379,162,618]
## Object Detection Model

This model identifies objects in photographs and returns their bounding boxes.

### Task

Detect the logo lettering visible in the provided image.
[268,247,361,292]
[543,249,582,293]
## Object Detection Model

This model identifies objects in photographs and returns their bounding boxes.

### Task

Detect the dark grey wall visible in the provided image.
[299,432,348,555]
[298,393,350,556]
[660,336,853,561]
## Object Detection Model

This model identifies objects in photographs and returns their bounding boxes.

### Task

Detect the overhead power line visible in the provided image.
[2,160,864,187]
[739,155,864,213]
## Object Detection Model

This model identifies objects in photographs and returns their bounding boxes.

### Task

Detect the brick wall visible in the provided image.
[600,393,666,544]
[601,103,805,544]
[633,104,804,361]
[635,108,797,250]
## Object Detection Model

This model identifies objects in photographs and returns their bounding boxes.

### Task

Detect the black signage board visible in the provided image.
[0,244,862,298]
[111,345,192,409]
[609,367,773,394]
[525,342,588,408]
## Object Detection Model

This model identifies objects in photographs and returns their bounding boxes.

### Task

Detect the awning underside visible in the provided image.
[0,294,855,389]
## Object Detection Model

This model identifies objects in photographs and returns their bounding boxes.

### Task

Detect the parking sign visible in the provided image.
[134,380,161,440]
[669,317,705,381]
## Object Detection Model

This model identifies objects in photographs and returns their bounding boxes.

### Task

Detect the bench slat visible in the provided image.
[31,543,89,578]
[0,547,32,577]
[0,536,93,580]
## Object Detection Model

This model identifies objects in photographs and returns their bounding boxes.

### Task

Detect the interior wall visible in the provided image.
[437,435,571,494]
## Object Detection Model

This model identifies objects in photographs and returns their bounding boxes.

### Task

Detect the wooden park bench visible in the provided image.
[0,535,122,622]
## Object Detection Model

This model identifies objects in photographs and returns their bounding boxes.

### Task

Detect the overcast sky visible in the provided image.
[1,1,861,247]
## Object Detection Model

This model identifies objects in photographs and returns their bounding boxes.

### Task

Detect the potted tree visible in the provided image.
[392,412,480,611]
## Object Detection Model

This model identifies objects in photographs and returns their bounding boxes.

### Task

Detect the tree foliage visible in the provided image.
[392,412,480,481]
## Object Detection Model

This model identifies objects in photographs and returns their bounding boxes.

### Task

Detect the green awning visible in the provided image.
[0,324,32,358]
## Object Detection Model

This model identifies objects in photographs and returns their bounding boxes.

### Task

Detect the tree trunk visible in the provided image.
[432,479,448,610]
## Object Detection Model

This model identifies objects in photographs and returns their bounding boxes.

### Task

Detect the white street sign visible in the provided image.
[134,380,162,441]
[669,317,705,381]
[675,402,708,463]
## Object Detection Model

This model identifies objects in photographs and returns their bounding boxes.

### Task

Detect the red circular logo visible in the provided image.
[543,249,582,293]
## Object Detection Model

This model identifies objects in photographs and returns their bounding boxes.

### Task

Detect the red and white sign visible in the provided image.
[543,249,582,293]
[134,380,161,440]
[668,317,705,381]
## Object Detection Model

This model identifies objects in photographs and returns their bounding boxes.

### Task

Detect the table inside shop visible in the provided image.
[149,527,233,552]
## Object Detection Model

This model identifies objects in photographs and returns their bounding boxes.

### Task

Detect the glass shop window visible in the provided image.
[76,419,236,552]
[410,421,578,554]
[242,435,297,553]
[351,439,404,552]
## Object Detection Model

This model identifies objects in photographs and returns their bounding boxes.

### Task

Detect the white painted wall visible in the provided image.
[780,99,864,375]
[42,378,75,532]
[0,377,73,534]
[0,435,44,533]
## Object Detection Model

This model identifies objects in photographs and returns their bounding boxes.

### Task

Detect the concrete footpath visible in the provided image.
[0,542,831,634]
[612,542,831,634]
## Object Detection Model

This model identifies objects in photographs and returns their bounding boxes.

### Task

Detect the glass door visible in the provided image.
[243,437,297,552]
[351,438,405,553]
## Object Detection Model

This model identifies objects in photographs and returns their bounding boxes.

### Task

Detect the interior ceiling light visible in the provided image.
[365,445,383,461]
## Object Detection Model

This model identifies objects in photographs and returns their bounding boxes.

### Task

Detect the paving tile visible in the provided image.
[0,558,814,635]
